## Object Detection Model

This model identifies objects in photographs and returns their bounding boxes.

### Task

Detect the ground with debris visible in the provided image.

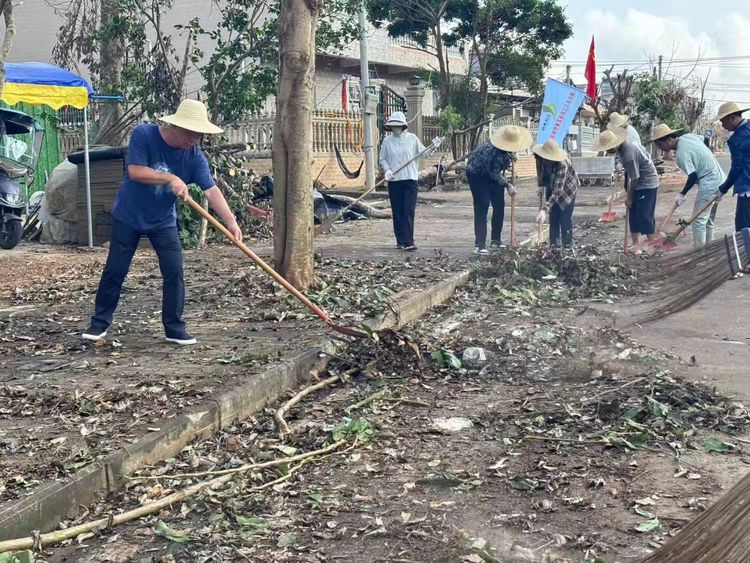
[2,175,748,562]
[0,245,461,504]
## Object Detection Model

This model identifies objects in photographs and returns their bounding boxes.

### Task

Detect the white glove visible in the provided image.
[675,194,686,207]
[431,137,443,148]
[385,170,394,181]
[536,210,547,224]
[506,183,517,196]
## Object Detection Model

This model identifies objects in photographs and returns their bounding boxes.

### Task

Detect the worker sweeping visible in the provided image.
[82,99,241,345]
[592,128,659,249]
[533,139,580,248]
[466,125,532,254]
[650,123,725,247]
[716,102,750,231]
[379,111,426,252]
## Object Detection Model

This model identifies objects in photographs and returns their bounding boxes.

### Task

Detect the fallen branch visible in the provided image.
[521,435,605,445]
[0,441,348,554]
[345,388,388,414]
[275,372,350,438]
[323,193,391,219]
[382,397,430,408]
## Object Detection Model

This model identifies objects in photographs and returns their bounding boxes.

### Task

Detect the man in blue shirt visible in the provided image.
[717,102,750,231]
[83,99,241,345]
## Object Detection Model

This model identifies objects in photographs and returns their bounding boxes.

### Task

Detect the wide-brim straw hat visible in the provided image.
[490,125,533,152]
[716,101,750,121]
[648,123,683,143]
[607,111,630,130]
[532,138,567,162]
[591,128,627,152]
[159,99,224,135]
[385,111,408,129]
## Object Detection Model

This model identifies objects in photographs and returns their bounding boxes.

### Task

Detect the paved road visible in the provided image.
[717,155,731,174]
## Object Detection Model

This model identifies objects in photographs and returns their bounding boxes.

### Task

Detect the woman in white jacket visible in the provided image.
[379,111,425,251]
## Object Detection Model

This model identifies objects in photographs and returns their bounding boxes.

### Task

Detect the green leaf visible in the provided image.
[705,438,732,453]
[274,445,298,457]
[327,417,374,445]
[510,477,537,491]
[235,515,267,528]
[154,519,191,543]
[277,532,297,548]
[634,506,655,519]
[0,551,35,563]
[635,517,660,533]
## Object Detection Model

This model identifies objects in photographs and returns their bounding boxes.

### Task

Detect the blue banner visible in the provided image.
[536,78,586,145]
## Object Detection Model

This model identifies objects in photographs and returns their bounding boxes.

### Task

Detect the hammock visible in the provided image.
[334,144,363,179]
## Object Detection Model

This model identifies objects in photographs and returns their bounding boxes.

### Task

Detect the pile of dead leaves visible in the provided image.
[472,243,641,302]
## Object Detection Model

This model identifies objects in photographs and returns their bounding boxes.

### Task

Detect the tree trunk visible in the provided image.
[272,0,317,290]
[433,24,451,107]
[644,471,750,562]
[95,0,125,145]
[0,0,16,96]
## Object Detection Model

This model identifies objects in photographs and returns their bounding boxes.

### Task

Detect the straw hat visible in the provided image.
[715,101,750,121]
[385,111,408,129]
[590,128,627,152]
[648,123,683,143]
[607,112,630,130]
[489,125,533,152]
[532,138,567,162]
[159,99,223,135]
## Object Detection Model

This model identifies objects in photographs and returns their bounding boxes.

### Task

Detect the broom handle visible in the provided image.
[314,140,440,236]
[624,206,630,254]
[606,181,617,214]
[183,195,333,325]
[657,202,678,233]
[510,160,517,247]
[537,193,544,244]
[670,195,720,238]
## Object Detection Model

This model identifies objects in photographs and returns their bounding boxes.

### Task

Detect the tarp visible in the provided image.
[1,62,93,109]
[536,78,586,145]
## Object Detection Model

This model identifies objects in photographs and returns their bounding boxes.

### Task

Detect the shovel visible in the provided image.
[623,205,630,255]
[654,195,720,251]
[184,195,367,338]
[599,182,618,222]
[645,202,678,247]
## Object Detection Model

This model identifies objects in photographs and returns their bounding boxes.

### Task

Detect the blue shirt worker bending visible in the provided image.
[83,100,242,345]
[716,102,750,232]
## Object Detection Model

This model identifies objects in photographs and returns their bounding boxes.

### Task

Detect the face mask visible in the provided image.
[392,128,403,137]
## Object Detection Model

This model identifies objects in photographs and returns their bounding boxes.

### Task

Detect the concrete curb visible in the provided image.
[0,270,471,540]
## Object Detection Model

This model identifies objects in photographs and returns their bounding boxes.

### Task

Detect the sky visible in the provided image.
[552,1,750,111]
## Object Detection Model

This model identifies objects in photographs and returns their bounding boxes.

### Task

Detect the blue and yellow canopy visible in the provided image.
[1,62,93,109]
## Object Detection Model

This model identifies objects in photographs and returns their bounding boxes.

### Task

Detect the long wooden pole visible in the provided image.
[510,160,517,247]
[184,196,365,338]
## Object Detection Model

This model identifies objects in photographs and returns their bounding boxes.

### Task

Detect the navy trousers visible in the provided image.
[91,219,186,334]
[736,196,750,232]
[549,198,575,247]
[388,179,418,246]
[467,172,505,248]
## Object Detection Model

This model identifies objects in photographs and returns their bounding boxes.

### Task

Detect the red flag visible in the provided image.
[584,36,597,101]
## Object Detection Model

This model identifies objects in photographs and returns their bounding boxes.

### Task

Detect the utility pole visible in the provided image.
[658,55,663,82]
[565,64,571,85]
[359,7,375,192]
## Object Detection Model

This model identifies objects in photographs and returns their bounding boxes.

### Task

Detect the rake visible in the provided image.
[632,228,750,323]
[184,196,367,338]
[652,195,721,251]
[510,161,517,247]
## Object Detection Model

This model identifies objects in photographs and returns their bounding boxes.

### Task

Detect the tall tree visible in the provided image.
[272,0,317,289]
[0,0,15,96]
[367,0,474,107]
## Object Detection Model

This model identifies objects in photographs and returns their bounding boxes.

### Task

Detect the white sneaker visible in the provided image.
[82,325,107,341]
[165,329,197,346]
[474,247,489,255]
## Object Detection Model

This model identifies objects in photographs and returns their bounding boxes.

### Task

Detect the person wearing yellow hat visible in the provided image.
[650,123,725,247]
[465,125,532,254]
[607,112,645,150]
[591,128,659,248]
[82,99,240,346]
[716,102,750,231]
[532,138,580,247]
